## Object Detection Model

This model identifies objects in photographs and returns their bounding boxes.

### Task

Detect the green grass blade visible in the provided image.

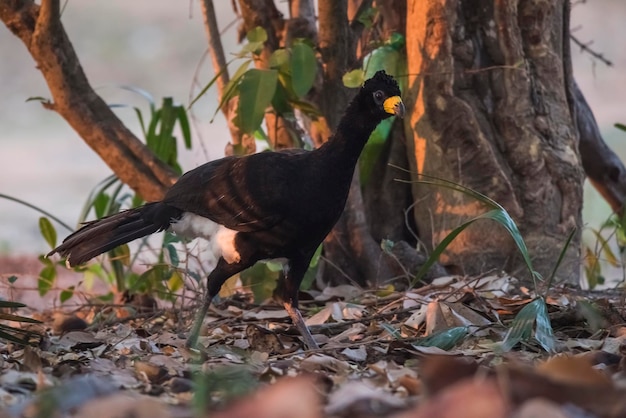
[0,194,73,232]
[544,227,577,292]
[499,298,554,352]
[413,326,468,351]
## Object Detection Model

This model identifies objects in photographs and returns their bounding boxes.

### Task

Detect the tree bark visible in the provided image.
[404,0,583,282]
[317,0,395,287]
[0,0,176,202]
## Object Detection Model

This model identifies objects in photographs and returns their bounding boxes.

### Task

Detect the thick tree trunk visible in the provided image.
[404,0,583,282]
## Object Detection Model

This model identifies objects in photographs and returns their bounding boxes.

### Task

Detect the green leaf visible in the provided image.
[176,105,192,149]
[211,60,252,122]
[60,287,74,303]
[166,244,179,267]
[7,275,18,284]
[246,26,267,43]
[342,69,365,88]
[269,49,290,71]
[500,298,555,352]
[404,175,540,288]
[291,42,317,97]
[615,122,626,132]
[235,69,278,134]
[39,217,57,249]
[240,262,279,303]
[38,264,56,296]
[413,327,468,351]
[364,45,400,79]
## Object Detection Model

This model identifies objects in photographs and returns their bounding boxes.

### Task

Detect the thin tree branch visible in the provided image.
[201,0,230,96]
[200,0,255,155]
[570,34,613,66]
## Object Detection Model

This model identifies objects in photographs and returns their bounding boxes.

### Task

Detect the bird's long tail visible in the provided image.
[47,202,180,267]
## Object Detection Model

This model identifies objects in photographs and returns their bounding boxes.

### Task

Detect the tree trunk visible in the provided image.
[404,0,583,282]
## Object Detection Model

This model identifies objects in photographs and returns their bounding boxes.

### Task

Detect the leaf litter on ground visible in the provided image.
[3,272,626,417]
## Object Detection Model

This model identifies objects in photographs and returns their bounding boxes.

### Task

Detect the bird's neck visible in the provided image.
[318,106,380,167]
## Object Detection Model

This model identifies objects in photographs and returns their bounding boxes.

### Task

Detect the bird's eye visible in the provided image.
[373,90,384,103]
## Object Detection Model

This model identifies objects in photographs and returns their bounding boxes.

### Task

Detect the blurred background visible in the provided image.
[0,0,624,256]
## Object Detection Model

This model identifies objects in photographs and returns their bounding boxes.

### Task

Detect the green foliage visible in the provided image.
[395,172,570,352]
[235,69,278,134]
[583,210,626,289]
[407,174,540,288]
[191,27,320,151]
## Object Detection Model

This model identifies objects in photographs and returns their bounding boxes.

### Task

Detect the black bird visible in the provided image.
[48,71,404,350]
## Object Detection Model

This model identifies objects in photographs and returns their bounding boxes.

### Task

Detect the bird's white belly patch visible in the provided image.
[169,212,241,264]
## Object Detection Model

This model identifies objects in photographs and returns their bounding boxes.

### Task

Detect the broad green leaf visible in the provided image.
[168,270,184,292]
[246,26,267,43]
[60,287,74,303]
[239,27,268,56]
[342,69,365,88]
[39,217,57,249]
[235,69,278,134]
[364,45,400,79]
[38,264,56,296]
[291,42,317,97]
[413,326,468,351]
[269,49,290,70]
[271,80,292,116]
[240,262,279,303]
[166,243,179,267]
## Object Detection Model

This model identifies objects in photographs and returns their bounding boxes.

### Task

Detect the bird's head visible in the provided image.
[361,70,405,120]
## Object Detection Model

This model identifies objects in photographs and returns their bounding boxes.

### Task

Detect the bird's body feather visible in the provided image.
[48,71,404,349]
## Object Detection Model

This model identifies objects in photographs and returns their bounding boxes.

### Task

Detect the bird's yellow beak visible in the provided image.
[383,96,405,118]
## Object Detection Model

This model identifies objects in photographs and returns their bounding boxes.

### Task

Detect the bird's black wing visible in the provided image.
[163,152,301,233]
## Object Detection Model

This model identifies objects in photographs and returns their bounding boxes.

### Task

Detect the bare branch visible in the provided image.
[574,81,626,213]
[570,34,613,66]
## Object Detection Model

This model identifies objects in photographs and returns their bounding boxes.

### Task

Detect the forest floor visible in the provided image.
[1,257,626,418]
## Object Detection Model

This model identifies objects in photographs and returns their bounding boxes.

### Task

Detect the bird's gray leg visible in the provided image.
[185,257,251,349]
[282,253,319,350]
